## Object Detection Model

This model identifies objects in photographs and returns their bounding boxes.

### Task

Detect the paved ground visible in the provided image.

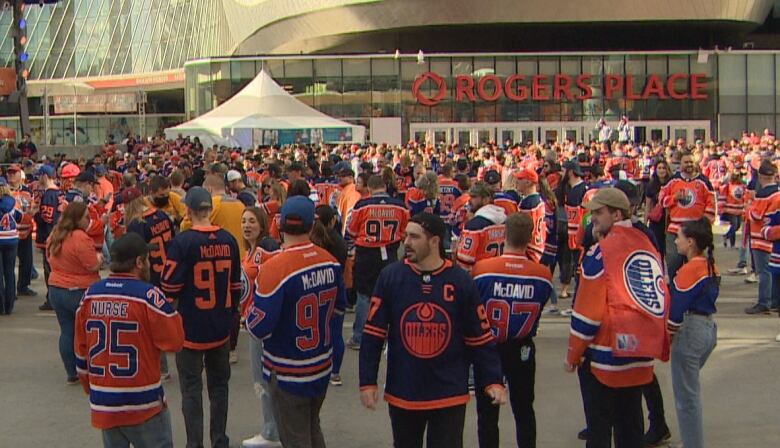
[1,240,779,448]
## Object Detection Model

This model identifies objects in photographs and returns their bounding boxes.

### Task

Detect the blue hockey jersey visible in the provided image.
[359,259,503,410]
[127,208,175,288]
[247,242,346,397]
[161,225,241,350]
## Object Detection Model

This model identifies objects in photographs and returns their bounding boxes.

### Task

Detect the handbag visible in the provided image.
[647,202,664,223]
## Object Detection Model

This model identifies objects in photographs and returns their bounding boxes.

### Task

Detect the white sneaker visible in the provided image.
[745,273,758,284]
[775,333,780,342]
[545,307,560,315]
[727,267,747,275]
[229,350,238,364]
[559,308,573,317]
[242,433,282,448]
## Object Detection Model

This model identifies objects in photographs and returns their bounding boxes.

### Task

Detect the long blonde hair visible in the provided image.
[48,202,87,257]
[123,196,147,227]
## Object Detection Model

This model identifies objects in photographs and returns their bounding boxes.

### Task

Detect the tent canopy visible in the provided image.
[165,70,364,147]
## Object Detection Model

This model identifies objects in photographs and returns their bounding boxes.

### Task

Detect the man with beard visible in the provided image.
[74,232,184,446]
[658,151,715,280]
[455,182,507,274]
[360,212,506,448]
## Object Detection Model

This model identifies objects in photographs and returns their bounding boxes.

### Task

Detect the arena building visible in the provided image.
[4,0,780,145]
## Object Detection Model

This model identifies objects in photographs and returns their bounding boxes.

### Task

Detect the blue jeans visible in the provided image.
[351,292,370,344]
[754,250,774,308]
[249,337,279,442]
[671,315,717,448]
[723,215,741,247]
[101,408,173,448]
[49,286,86,379]
[0,242,17,314]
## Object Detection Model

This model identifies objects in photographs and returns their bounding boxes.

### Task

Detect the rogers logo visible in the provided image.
[412,71,447,106]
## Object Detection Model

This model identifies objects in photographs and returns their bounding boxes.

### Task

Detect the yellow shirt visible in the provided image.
[145,191,186,224]
[181,194,246,258]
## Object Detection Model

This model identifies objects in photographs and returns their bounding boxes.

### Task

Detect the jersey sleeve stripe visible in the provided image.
[569,328,595,341]
[464,332,494,346]
[571,310,601,326]
[263,348,333,366]
[90,386,164,408]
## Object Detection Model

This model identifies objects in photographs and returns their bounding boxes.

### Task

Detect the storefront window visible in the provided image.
[315,59,343,117]
[747,54,774,114]
[343,59,371,119]
[719,54,747,114]
[371,59,400,118]
[284,59,315,107]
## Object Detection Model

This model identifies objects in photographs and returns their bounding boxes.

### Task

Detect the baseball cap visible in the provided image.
[409,212,447,258]
[110,233,154,266]
[6,164,21,173]
[513,168,539,183]
[334,161,353,177]
[119,187,143,204]
[469,181,494,199]
[484,169,501,185]
[184,186,213,210]
[583,188,630,213]
[95,165,107,176]
[75,171,97,184]
[614,180,641,206]
[37,164,55,177]
[226,170,242,182]
[562,160,584,176]
[280,196,315,233]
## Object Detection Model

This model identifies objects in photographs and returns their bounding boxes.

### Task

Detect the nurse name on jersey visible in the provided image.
[492,281,536,299]
[301,266,337,290]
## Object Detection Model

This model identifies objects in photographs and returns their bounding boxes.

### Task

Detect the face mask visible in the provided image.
[152,195,169,207]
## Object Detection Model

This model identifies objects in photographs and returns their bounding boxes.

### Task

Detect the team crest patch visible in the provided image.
[239,268,251,305]
[400,302,451,359]
[622,251,665,317]
[733,186,744,199]
[676,188,697,208]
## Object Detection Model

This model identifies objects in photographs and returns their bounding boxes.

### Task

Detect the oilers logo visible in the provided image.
[676,188,697,208]
[622,251,665,317]
[400,302,452,359]
[733,186,745,200]
[239,267,251,306]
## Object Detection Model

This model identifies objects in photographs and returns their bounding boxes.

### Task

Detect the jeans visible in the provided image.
[248,337,279,442]
[389,404,466,448]
[723,214,742,247]
[665,233,685,281]
[579,360,645,448]
[0,243,17,314]
[754,250,774,309]
[41,249,51,303]
[737,246,748,269]
[642,374,668,432]
[476,338,536,448]
[101,408,173,448]
[176,343,231,448]
[671,315,717,448]
[351,292,370,344]
[268,372,327,448]
[16,237,32,291]
[49,286,86,379]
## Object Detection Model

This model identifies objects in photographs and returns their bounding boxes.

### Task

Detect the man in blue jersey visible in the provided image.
[161,187,242,448]
[472,213,552,448]
[248,196,346,448]
[360,212,506,448]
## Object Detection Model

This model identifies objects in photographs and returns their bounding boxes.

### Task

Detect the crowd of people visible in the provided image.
[3,127,779,448]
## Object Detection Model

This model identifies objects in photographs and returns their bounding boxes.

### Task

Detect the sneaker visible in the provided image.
[330,374,343,386]
[346,338,361,350]
[17,288,37,297]
[229,350,238,364]
[38,301,53,311]
[31,270,38,280]
[577,428,588,440]
[545,306,560,315]
[66,377,79,386]
[560,308,573,317]
[242,433,282,448]
[745,273,758,283]
[345,306,355,314]
[644,426,671,447]
[728,267,748,275]
[744,304,770,315]
[775,333,780,342]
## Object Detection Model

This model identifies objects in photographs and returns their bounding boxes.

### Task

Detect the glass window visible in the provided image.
[747,54,774,114]
[719,114,747,140]
[371,58,400,117]
[315,59,343,116]
[284,59,314,107]
[343,59,371,119]
[748,114,774,135]
[719,54,746,114]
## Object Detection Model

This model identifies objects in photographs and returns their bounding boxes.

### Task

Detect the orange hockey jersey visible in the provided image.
[659,173,715,235]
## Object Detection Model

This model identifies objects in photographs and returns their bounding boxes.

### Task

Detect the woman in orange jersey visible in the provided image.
[47,202,102,384]
[239,206,282,448]
[669,218,719,448]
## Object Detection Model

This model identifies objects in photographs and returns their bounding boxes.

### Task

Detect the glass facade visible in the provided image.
[187,51,780,142]
[0,0,230,79]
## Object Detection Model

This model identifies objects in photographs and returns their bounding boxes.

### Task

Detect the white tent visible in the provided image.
[164,70,365,147]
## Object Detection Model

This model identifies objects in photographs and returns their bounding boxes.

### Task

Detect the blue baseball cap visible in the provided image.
[36,164,55,178]
[280,196,315,233]
[183,186,212,210]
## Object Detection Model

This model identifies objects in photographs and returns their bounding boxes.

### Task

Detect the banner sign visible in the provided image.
[412,71,708,106]
[52,93,138,114]
[0,68,17,96]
